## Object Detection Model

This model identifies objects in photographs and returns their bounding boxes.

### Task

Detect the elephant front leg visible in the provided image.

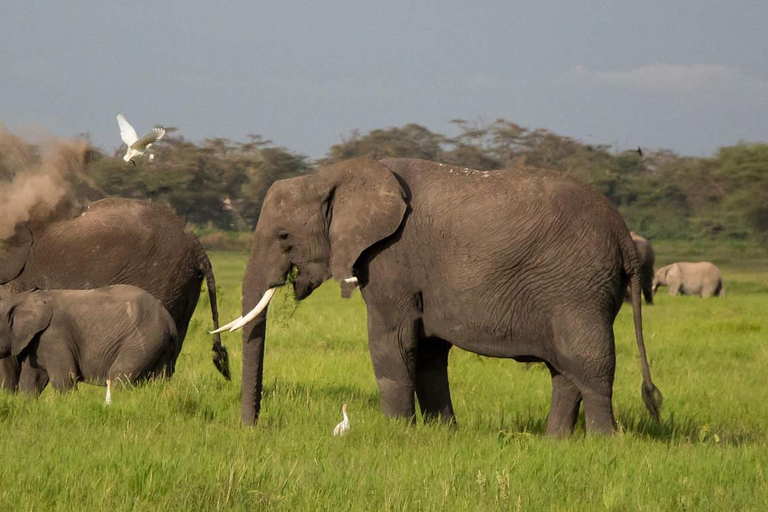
[0,356,20,391]
[367,305,419,421]
[415,337,456,425]
[18,361,49,396]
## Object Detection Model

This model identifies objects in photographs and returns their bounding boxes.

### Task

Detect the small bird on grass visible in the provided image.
[116,113,166,165]
[333,403,350,436]
[105,379,112,405]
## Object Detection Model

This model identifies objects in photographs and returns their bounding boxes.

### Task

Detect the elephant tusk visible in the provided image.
[342,277,358,286]
[227,287,277,332]
[210,316,244,334]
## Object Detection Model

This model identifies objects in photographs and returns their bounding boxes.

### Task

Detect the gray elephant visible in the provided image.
[0,286,177,398]
[217,158,662,436]
[653,262,725,298]
[626,232,655,305]
[0,198,228,390]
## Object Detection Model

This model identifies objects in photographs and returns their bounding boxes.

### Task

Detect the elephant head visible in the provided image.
[220,158,407,424]
[652,265,671,293]
[0,290,53,359]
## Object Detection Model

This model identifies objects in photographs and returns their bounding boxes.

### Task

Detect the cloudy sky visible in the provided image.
[1,2,766,158]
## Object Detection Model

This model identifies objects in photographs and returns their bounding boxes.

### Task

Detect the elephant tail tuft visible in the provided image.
[212,340,231,381]
[641,381,663,422]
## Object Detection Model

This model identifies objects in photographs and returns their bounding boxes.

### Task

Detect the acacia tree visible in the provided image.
[85,134,310,230]
[320,124,447,165]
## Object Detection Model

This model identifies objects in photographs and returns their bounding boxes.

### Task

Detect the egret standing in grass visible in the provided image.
[116,113,166,165]
[333,403,350,436]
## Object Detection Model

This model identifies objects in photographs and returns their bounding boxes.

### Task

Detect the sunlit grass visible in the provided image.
[2,249,767,510]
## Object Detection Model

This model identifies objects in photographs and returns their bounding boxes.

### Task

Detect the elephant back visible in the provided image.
[19,198,201,320]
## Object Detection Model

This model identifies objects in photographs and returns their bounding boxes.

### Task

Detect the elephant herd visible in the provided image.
[0,157,728,436]
[629,232,725,301]
[0,198,228,396]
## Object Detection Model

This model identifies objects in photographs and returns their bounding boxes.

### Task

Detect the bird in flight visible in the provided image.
[333,403,350,436]
[116,113,166,165]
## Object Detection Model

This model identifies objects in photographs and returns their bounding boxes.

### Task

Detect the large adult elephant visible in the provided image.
[628,231,655,305]
[219,158,662,435]
[0,197,228,389]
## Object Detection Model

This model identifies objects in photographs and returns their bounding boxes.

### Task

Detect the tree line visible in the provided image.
[4,120,768,240]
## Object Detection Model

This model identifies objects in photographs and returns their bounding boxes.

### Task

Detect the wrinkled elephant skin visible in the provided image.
[0,198,228,390]
[232,158,661,435]
[0,286,178,395]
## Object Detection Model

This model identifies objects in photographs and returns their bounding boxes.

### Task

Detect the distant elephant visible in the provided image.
[653,262,724,298]
[0,198,228,391]
[626,232,655,305]
[218,158,662,435]
[0,286,177,397]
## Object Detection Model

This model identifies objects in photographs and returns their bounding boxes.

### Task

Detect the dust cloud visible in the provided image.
[0,125,89,240]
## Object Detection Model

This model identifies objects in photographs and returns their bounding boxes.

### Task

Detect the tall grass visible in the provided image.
[1,249,767,510]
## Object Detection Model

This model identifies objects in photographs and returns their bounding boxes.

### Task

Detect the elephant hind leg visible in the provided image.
[553,317,616,435]
[545,364,582,437]
[108,341,171,385]
[641,273,654,305]
[717,283,726,297]
[415,337,456,425]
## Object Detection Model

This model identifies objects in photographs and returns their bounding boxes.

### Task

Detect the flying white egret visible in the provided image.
[333,403,350,436]
[116,113,166,165]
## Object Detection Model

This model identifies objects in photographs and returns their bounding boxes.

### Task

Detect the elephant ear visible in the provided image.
[319,158,407,282]
[0,224,33,284]
[8,290,52,357]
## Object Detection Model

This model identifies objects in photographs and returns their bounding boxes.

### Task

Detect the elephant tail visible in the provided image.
[623,238,663,422]
[193,235,231,381]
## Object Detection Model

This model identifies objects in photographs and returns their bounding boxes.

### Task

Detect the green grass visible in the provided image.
[2,248,768,510]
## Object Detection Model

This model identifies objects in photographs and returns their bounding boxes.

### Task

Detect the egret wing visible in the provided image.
[116,113,138,146]
[132,127,166,150]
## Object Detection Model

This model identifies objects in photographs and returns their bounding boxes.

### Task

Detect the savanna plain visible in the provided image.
[1,243,767,510]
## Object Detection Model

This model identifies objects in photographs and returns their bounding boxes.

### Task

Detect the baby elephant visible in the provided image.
[0,285,178,400]
[653,262,725,298]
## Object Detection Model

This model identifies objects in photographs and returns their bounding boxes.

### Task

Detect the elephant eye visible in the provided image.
[277,232,289,242]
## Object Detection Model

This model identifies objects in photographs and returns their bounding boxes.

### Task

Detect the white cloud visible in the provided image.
[566,63,768,103]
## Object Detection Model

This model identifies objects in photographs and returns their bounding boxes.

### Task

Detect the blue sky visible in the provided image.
[2,1,766,158]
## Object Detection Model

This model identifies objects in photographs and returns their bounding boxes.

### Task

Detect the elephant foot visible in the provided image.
[583,393,616,435]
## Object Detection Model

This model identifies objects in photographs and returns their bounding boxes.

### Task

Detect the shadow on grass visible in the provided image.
[261,378,762,445]
[493,409,762,445]
[616,411,761,446]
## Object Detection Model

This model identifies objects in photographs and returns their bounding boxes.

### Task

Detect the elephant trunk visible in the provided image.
[239,237,285,425]
[241,306,268,425]
[240,265,272,425]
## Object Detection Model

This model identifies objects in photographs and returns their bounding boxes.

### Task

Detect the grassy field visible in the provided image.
[2,244,768,510]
